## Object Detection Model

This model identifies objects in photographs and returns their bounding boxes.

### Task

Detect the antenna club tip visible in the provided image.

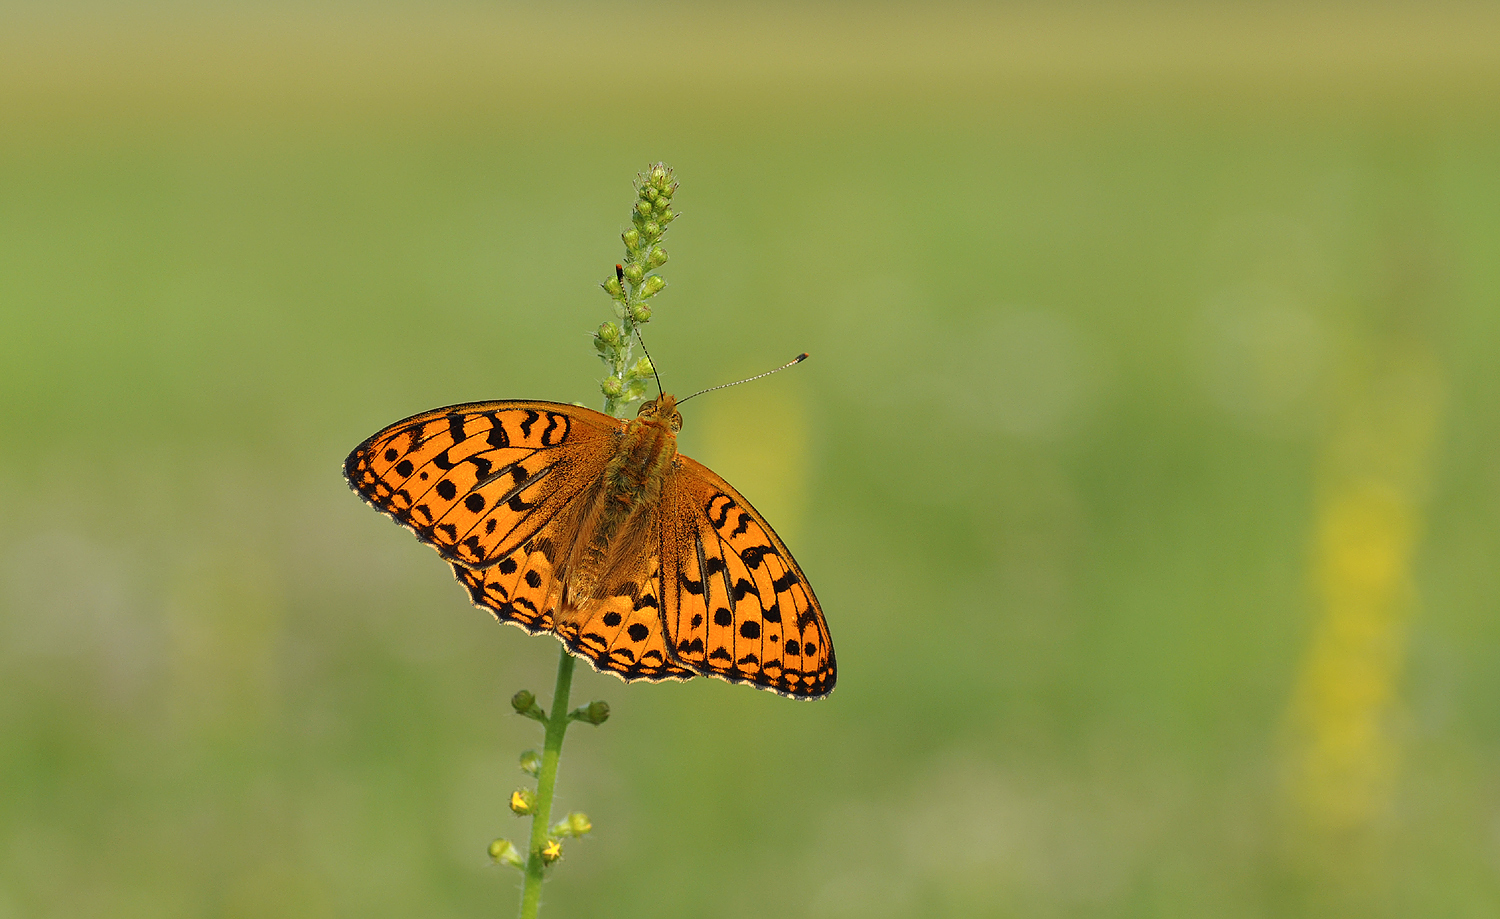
[794,352,809,363]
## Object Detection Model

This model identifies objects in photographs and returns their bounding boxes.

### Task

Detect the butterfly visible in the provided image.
[344,392,835,698]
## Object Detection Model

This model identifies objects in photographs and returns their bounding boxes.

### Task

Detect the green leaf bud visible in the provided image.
[624,263,645,283]
[509,788,537,815]
[624,380,647,402]
[630,304,652,323]
[519,749,542,777]
[642,275,666,297]
[489,838,524,868]
[601,377,624,398]
[622,227,640,250]
[540,838,563,864]
[648,247,668,267]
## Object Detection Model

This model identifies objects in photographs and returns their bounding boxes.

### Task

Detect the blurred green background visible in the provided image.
[4,3,1500,916]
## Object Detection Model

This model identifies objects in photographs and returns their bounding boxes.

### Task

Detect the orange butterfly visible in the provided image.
[344,391,835,698]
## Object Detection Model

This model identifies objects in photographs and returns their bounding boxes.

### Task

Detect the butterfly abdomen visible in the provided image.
[560,410,679,609]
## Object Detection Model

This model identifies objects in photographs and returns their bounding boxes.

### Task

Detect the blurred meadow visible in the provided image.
[4,2,1500,916]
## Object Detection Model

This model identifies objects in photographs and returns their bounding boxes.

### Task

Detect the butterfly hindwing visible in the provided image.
[662,456,835,698]
[345,400,617,568]
[456,539,695,684]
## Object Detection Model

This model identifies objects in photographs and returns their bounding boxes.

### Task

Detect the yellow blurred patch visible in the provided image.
[690,385,809,548]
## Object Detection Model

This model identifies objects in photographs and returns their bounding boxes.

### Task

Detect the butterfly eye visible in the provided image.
[637,399,658,417]
[669,411,682,431]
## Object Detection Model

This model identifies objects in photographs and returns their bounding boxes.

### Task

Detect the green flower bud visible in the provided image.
[629,357,654,380]
[636,200,652,217]
[648,246,668,267]
[550,811,593,837]
[650,164,669,185]
[643,222,661,240]
[642,275,666,297]
[622,228,640,250]
[597,321,620,344]
[603,276,623,297]
[511,690,544,721]
[624,380,647,402]
[509,788,537,815]
[540,838,563,864]
[569,699,611,725]
[519,750,542,777]
[489,838,524,868]
[644,185,660,201]
[630,304,652,323]
[623,263,644,283]
[601,377,624,398]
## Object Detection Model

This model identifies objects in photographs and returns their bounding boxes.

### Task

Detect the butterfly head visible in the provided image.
[636,394,683,432]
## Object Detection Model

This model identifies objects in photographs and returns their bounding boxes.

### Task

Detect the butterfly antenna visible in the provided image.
[633,328,665,397]
[678,353,809,404]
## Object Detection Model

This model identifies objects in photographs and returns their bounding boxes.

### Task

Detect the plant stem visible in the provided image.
[519,647,576,919]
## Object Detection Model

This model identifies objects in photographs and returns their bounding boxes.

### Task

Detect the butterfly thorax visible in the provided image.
[560,395,683,611]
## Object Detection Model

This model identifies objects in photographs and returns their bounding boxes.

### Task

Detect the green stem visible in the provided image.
[519,647,576,919]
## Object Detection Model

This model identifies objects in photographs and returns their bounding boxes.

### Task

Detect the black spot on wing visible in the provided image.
[484,412,509,449]
[540,411,568,446]
[740,545,776,569]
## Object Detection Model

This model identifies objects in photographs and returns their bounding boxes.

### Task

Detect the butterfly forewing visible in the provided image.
[662,457,835,698]
[345,401,617,567]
